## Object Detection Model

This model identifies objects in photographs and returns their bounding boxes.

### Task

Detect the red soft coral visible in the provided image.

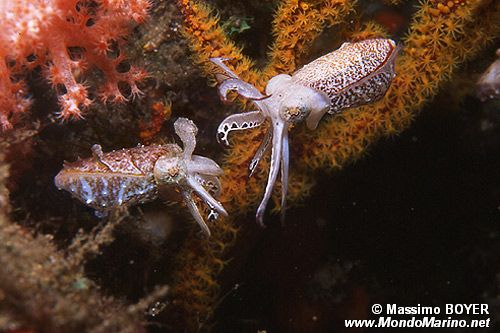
[0,0,151,129]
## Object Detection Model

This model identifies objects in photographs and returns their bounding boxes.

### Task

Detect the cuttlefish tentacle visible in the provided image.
[256,120,285,227]
[280,132,289,224]
[217,110,265,145]
[211,57,271,111]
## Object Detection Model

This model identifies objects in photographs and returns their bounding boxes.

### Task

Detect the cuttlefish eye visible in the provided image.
[279,92,311,124]
[154,156,186,184]
[279,102,311,124]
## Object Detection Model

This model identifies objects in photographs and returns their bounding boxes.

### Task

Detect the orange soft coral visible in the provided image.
[0,0,151,130]
[170,0,499,329]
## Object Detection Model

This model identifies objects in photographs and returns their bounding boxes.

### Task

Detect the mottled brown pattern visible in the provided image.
[62,144,181,175]
[292,38,397,113]
[328,71,394,111]
[55,144,182,212]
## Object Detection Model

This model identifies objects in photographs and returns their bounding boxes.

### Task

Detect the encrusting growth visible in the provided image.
[263,0,358,79]
[171,0,499,329]
[0,150,168,332]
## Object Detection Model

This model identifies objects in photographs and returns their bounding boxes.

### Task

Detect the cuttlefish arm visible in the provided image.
[194,173,222,198]
[210,58,270,109]
[186,175,227,217]
[181,190,211,237]
[280,132,289,224]
[188,155,224,176]
[217,110,265,145]
[218,78,270,103]
[174,117,197,160]
[256,119,286,227]
[249,127,272,177]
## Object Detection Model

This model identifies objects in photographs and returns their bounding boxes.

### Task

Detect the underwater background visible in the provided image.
[0,0,499,332]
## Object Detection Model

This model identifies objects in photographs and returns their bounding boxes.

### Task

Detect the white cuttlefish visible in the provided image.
[211,38,399,226]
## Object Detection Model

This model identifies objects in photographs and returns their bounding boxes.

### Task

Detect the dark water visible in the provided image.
[213,95,500,332]
[4,2,499,332]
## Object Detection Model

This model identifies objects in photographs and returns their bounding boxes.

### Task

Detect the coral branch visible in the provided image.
[176,0,259,85]
[169,0,359,329]
[263,0,357,78]
[0,59,31,130]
